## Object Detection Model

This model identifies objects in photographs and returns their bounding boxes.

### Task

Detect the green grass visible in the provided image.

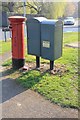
[2,59,12,66]
[2,32,79,109]
[16,47,78,109]
[0,40,11,55]
[17,70,78,108]
[18,70,78,108]
[63,32,78,44]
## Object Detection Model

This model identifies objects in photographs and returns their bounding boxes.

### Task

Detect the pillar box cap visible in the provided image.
[8,16,27,23]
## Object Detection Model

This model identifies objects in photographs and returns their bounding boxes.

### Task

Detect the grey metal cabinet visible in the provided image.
[41,20,63,61]
[26,17,47,57]
[26,17,63,70]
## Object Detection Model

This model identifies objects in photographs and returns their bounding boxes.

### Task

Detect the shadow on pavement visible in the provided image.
[1,65,50,104]
[2,67,16,77]
[1,78,26,103]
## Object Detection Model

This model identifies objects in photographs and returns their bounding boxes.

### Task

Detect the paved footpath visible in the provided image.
[0,51,78,118]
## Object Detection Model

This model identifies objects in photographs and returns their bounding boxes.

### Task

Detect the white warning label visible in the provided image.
[42,41,50,48]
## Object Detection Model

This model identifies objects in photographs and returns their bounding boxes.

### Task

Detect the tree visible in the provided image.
[26,1,67,19]
[1,1,67,19]
[64,2,76,17]
[2,2,15,12]
[1,2,24,13]
[43,2,66,19]
[52,2,66,19]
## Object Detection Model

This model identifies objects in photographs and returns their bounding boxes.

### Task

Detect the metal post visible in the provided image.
[50,61,54,70]
[36,56,40,68]
[4,31,7,42]
[23,1,26,17]
[10,30,12,38]
[23,1,27,38]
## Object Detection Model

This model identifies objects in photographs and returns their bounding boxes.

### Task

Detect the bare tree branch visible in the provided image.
[15,2,40,13]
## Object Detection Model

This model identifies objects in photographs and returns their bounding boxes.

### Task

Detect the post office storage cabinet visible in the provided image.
[26,17,47,57]
[41,20,63,61]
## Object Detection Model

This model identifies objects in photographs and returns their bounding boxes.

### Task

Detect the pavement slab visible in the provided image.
[65,42,79,48]
[2,88,78,118]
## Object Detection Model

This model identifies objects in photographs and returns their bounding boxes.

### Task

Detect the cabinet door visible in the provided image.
[27,22,40,56]
[41,24,54,60]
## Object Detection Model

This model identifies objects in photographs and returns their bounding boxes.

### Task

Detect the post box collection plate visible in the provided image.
[42,41,50,48]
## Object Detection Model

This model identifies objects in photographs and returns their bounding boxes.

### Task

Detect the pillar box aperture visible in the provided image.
[8,16,26,69]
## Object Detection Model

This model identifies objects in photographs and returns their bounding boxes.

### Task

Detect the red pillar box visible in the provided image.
[8,16,26,69]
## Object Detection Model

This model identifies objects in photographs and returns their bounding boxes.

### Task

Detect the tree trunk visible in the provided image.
[8,2,14,12]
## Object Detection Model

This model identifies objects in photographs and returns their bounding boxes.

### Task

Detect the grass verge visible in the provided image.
[63,32,78,44]
[2,32,79,109]
[0,40,11,55]
[16,47,78,109]
[0,37,27,55]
